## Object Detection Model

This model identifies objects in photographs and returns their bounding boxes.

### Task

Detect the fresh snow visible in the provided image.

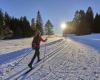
[0,35,61,55]
[70,34,100,52]
[0,34,100,80]
[0,35,62,64]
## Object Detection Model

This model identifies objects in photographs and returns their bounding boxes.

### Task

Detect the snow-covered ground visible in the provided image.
[70,34,100,52]
[0,34,100,80]
[24,38,100,80]
[0,35,62,64]
[0,35,62,55]
[0,38,64,79]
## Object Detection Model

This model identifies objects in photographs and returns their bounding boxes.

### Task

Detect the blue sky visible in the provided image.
[0,0,100,34]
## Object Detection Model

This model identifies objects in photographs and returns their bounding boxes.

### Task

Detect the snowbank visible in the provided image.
[69,34,100,52]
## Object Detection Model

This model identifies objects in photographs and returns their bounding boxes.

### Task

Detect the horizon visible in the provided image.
[0,0,100,35]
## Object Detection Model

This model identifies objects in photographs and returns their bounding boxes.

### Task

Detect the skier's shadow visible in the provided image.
[21,68,32,80]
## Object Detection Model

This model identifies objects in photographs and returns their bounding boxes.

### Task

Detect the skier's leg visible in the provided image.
[37,48,40,62]
[28,49,37,68]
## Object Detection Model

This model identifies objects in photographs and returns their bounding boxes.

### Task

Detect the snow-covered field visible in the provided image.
[0,35,62,64]
[24,38,100,80]
[0,35,62,55]
[0,34,100,80]
[70,34,100,52]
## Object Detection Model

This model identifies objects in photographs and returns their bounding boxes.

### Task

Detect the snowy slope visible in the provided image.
[70,34,100,52]
[0,38,64,79]
[0,35,61,55]
[0,35,62,64]
[0,34,100,80]
[17,37,100,80]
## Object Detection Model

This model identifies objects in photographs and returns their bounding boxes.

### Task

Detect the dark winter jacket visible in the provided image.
[32,35,46,49]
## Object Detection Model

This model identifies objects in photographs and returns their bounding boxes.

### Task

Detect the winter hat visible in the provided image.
[35,31,41,36]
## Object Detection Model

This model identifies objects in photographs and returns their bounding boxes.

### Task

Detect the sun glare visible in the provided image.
[61,22,67,30]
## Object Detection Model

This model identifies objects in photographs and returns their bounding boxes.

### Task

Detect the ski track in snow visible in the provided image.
[0,38,64,79]
[0,36,100,80]
[0,36,61,55]
[22,38,100,80]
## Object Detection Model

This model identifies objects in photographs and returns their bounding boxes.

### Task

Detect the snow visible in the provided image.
[1,40,62,80]
[0,35,62,64]
[0,35,62,55]
[69,34,100,52]
[0,34,100,80]
[21,38,100,80]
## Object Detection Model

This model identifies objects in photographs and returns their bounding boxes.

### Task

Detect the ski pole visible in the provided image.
[6,48,32,73]
[42,35,48,65]
[44,37,47,61]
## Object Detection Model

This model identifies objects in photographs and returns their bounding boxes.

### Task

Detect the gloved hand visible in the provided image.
[45,37,48,41]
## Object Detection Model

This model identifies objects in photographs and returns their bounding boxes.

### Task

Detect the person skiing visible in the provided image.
[28,31,47,69]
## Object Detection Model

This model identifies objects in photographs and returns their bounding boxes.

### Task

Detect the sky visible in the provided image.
[0,0,100,34]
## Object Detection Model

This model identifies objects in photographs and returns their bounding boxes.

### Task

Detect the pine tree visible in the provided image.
[0,8,35,39]
[45,20,54,35]
[20,16,33,37]
[4,12,13,36]
[0,9,4,36]
[72,7,94,35]
[36,11,44,35]
[11,17,21,37]
[10,16,33,38]
[4,12,11,27]
[93,13,100,33]
[31,18,36,31]
[0,9,10,38]
[73,10,87,35]
[0,9,4,27]
[86,6,94,33]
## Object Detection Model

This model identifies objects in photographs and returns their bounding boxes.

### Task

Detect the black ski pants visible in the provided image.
[29,48,40,66]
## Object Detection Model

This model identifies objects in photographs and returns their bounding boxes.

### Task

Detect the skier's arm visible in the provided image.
[32,37,34,43]
[40,37,47,42]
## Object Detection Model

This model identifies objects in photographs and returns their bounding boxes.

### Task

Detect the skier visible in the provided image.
[28,31,47,69]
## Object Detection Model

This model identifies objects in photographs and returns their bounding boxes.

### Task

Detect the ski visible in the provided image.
[5,40,65,80]
[18,43,66,79]
[15,60,43,80]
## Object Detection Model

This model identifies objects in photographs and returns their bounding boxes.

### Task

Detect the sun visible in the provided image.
[61,22,67,30]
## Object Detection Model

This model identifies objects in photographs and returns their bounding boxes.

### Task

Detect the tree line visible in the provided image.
[31,11,54,36]
[63,7,100,35]
[0,9,54,39]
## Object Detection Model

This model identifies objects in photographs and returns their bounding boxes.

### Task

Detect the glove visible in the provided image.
[45,38,48,41]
